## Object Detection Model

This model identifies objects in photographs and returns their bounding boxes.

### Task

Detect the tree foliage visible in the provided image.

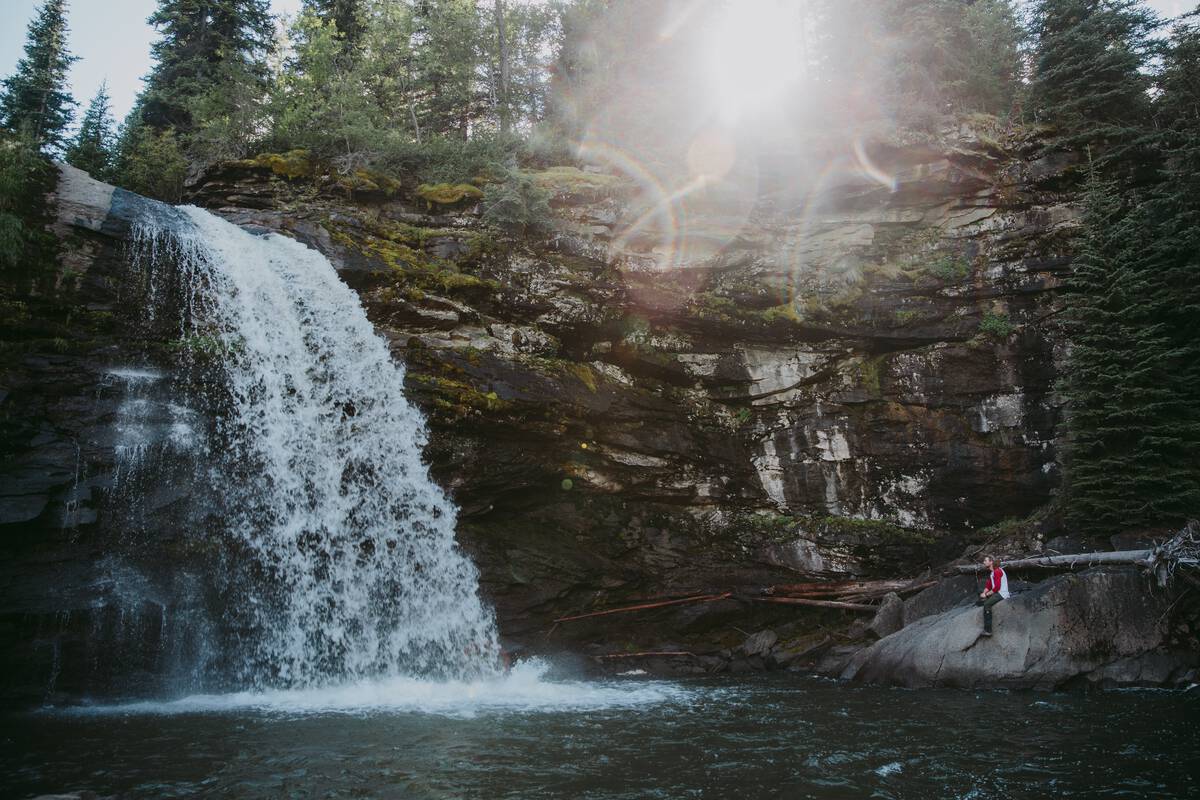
[0,132,55,273]
[65,82,116,179]
[140,0,275,134]
[118,126,189,203]
[0,0,78,153]
[1027,0,1161,168]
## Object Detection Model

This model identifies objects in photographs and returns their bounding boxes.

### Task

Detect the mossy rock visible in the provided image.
[336,168,402,196]
[417,182,484,208]
[241,149,314,179]
[528,166,626,201]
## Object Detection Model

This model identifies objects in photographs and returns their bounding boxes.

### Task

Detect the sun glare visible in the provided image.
[706,0,805,123]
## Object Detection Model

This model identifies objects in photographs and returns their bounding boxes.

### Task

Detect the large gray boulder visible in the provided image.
[841,567,1198,689]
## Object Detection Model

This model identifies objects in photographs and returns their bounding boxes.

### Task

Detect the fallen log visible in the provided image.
[766,579,910,597]
[766,580,937,606]
[593,651,695,660]
[752,597,876,612]
[956,550,1152,573]
[553,592,733,623]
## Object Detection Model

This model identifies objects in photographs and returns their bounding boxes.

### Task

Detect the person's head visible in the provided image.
[983,554,995,570]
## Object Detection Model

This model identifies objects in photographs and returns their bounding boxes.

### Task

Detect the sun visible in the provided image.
[703,0,805,123]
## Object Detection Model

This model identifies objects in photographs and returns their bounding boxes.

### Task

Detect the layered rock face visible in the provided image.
[1,128,1084,699]
[177,129,1077,649]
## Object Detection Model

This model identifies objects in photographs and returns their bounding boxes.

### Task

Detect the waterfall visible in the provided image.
[134,206,500,688]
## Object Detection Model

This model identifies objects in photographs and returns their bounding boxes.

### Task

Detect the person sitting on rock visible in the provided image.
[975,554,1010,636]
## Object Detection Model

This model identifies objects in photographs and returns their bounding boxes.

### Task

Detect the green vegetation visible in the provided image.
[417,183,485,207]
[117,126,188,203]
[892,308,932,326]
[926,253,971,282]
[1061,163,1200,533]
[979,312,1014,338]
[65,82,115,180]
[0,0,76,153]
[818,0,1023,132]
[0,132,55,273]
[1028,0,1161,172]
[481,171,552,235]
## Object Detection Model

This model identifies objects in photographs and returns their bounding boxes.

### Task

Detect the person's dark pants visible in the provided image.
[975,594,1004,633]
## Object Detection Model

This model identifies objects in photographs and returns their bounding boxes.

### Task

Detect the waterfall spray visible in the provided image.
[134,206,500,688]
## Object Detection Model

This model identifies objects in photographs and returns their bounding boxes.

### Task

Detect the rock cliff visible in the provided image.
[0,126,1117,700]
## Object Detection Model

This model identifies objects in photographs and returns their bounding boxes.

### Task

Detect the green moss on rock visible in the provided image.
[417,182,484,207]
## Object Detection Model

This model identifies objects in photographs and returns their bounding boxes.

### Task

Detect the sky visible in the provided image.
[0,0,1195,125]
[0,0,302,122]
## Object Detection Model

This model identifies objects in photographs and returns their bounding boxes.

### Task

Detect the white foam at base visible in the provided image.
[60,660,692,718]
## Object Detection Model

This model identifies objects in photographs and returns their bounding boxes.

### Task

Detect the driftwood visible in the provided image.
[956,550,1153,573]
[766,579,913,597]
[553,592,732,623]
[956,521,1200,588]
[764,579,936,604]
[752,597,876,612]
[593,651,695,660]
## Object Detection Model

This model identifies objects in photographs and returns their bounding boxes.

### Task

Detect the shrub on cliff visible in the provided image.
[116,126,188,204]
[0,132,55,274]
[481,170,552,235]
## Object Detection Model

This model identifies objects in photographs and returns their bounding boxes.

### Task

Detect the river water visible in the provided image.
[3,666,1197,799]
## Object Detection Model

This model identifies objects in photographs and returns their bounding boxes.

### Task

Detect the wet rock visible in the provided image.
[842,567,1198,689]
[903,575,979,626]
[741,629,778,657]
[868,592,905,639]
[1044,536,1090,555]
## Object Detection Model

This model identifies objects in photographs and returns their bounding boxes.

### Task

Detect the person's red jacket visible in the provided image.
[985,568,1010,598]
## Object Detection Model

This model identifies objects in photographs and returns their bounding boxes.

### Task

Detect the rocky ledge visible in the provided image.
[838,567,1199,689]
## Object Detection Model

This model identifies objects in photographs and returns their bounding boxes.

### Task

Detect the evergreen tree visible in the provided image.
[1027,0,1160,168]
[304,0,365,48]
[0,0,78,152]
[409,0,486,139]
[1062,160,1200,532]
[140,0,275,133]
[65,81,115,179]
[1139,13,1200,521]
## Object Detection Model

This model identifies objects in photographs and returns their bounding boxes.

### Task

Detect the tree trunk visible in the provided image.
[955,550,1153,573]
[751,597,877,612]
[495,0,510,134]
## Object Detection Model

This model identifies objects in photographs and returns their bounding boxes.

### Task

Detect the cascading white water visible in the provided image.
[135,206,501,688]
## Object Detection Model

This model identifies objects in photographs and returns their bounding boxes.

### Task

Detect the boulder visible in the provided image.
[902,574,979,626]
[741,629,778,657]
[868,592,905,639]
[842,567,1198,689]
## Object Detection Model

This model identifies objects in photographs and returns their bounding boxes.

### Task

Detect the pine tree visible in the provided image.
[1027,0,1160,169]
[1062,157,1200,533]
[0,0,78,153]
[304,0,365,48]
[65,82,115,179]
[140,0,275,133]
[1138,13,1200,521]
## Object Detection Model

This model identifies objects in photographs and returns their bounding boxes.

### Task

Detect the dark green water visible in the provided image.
[3,670,1198,799]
